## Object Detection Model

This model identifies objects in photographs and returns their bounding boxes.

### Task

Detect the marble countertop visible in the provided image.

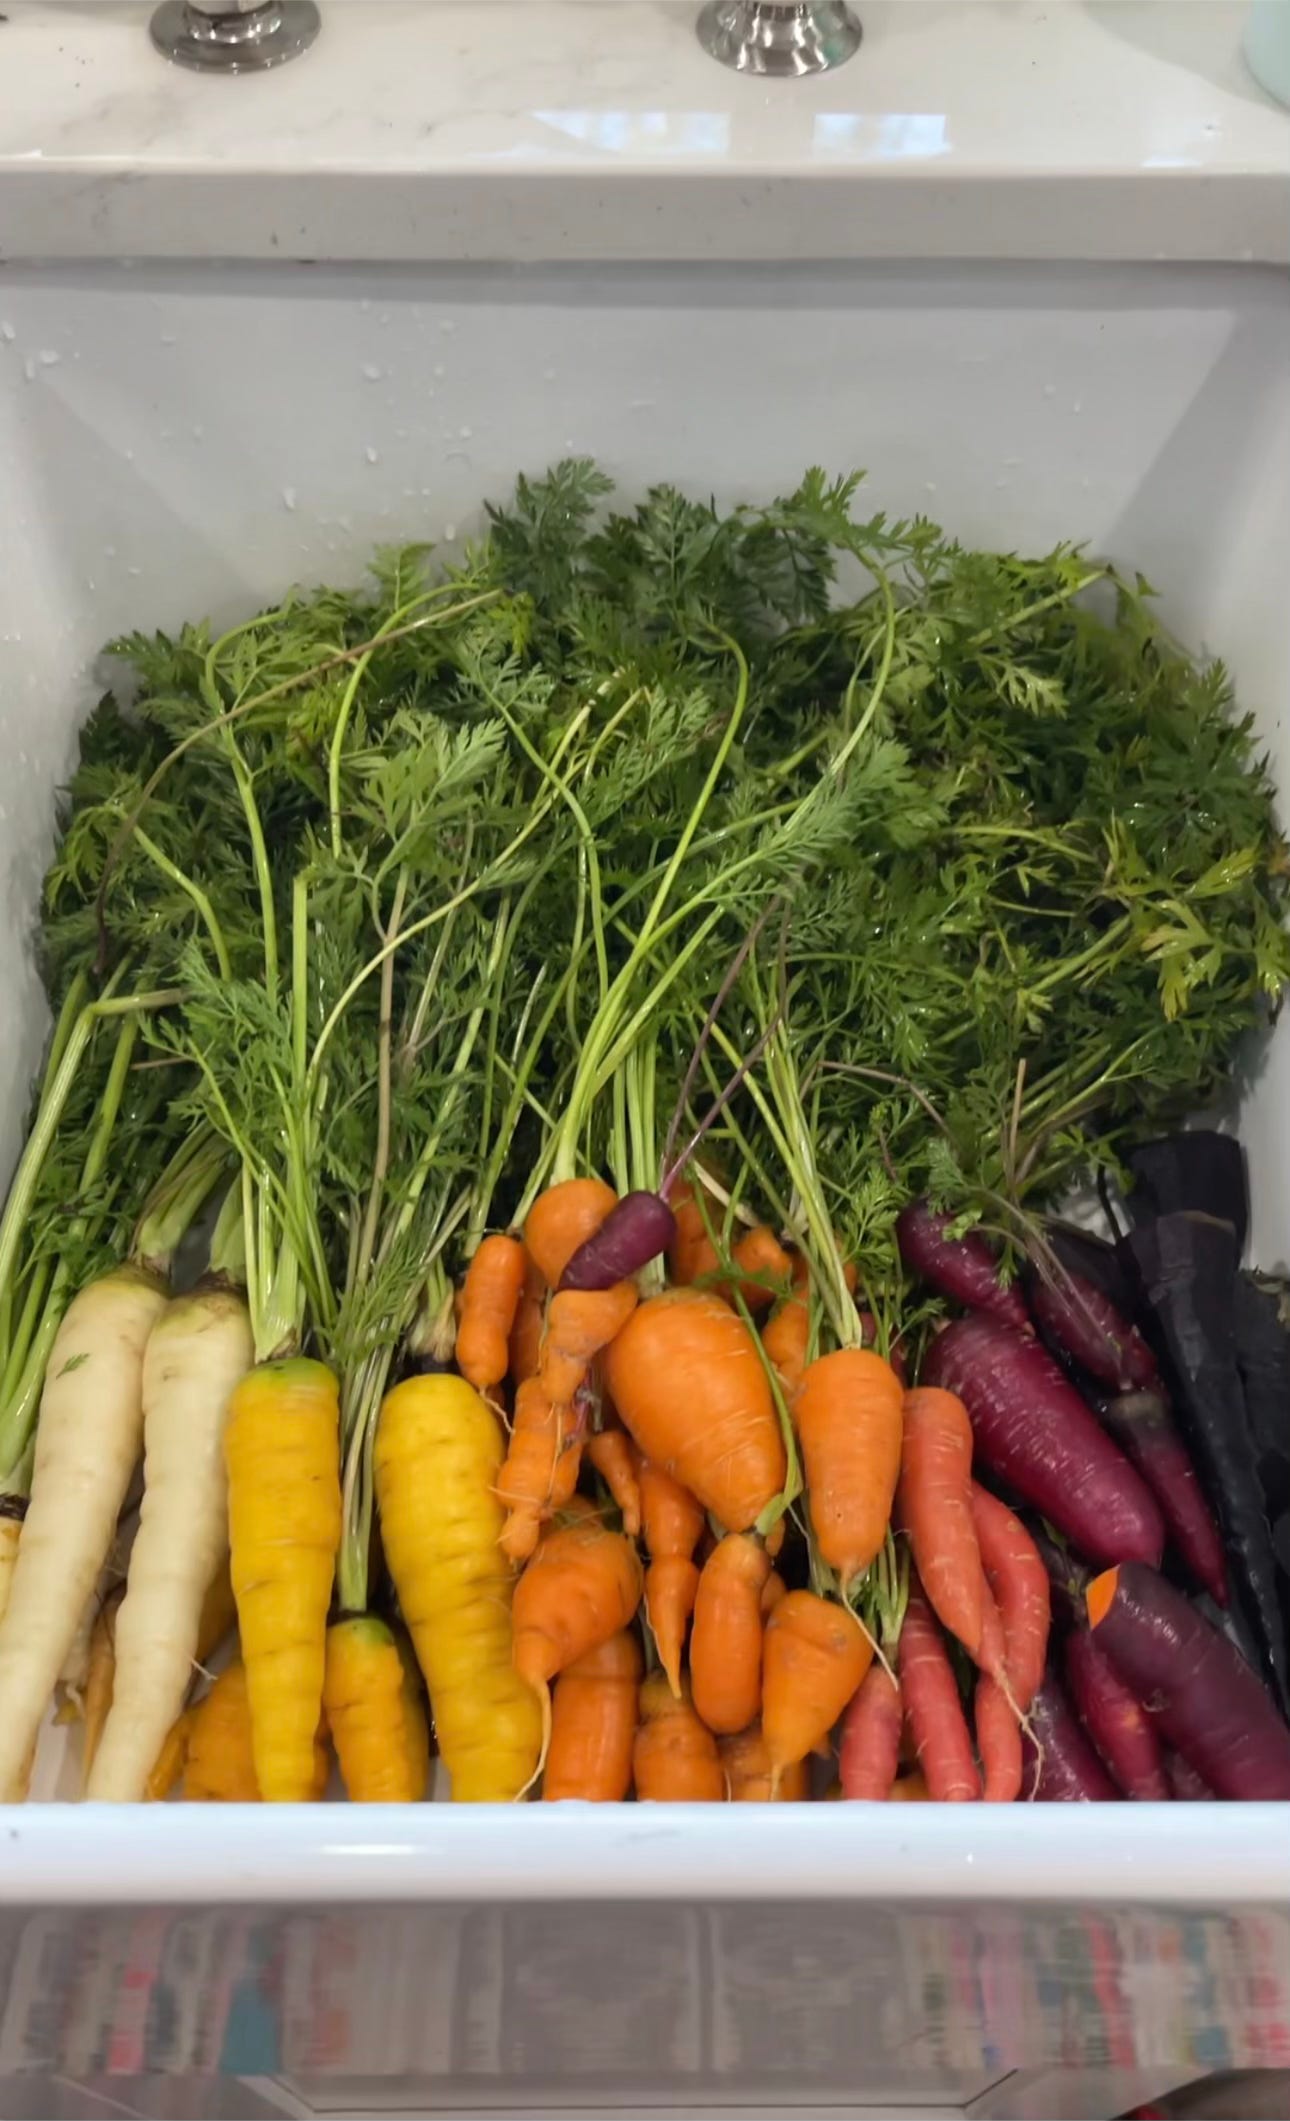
[0,0,1286,261]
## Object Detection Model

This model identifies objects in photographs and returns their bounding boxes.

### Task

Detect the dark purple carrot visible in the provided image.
[1021,1672,1119,1801]
[1087,1562,1290,1801]
[922,1316,1164,1569]
[1100,1389,1228,1608]
[1063,1627,1169,1800]
[1164,1749,1215,1801]
[1029,1266,1157,1392]
[1124,1130,1248,1257]
[896,1201,1030,1330]
[560,1191,678,1291]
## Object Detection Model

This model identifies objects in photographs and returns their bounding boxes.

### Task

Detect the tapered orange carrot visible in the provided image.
[974,1673,1023,1803]
[639,1459,705,1695]
[762,1590,873,1787]
[605,1290,786,1532]
[513,1503,643,1753]
[633,1672,724,1801]
[838,1662,903,1800]
[795,1349,903,1587]
[761,1568,787,1618]
[457,1234,528,1393]
[899,1585,981,1801]
[539,1281,638,1405]
[720,1722,809,1801]
[543,1629,641,1802]
[497,1378,585,1564]
[763,1261,811,1395]
[898,1386,985,1660]
[970,1482,1050,1710]
[690,1533,771,1736]
[669,1192,791,1315]
[508,1253,547,1386]
[524,1178,617,1289]
[585,1427,641,1536]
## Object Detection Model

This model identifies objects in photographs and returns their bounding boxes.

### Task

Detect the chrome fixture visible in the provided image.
[697,0,860,75]
[150,0,321,74]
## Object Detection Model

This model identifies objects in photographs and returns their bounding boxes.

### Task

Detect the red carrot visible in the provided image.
[970,1484,1050,1710]
[896,1201,1030,1329]
[898,1387,985,1663]
[974,1674,1022,1803]
[838,1663,902,1801]
[1063,1627,1169,1801]
[898,1587,981,1801]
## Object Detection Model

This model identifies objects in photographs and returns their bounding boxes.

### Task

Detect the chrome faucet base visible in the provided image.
[697,1,861,75]
[150,2,321,74]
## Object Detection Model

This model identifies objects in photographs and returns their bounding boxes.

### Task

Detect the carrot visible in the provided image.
[720,1722,809,1801]
[184,1659,329,1803]
[539,1280,638,1405]
[670,1200,791,1315]
[729,1225,794,1314]
[795,1349,903,1586]
[497,1377,584,1564]
[666,1178,712,1286]
[640,1459,705,1695]
[761,1568,787,1617]
[323,1615,431,1802]
[690,1532,771,1736]
[89,1281,254,1802]
[0,1506,22,1630]
[632,1671,724,1801]
[195,1560,237,1668]
[376,1374,542,1802]
[898,1587,981,1801]
[0,1264,168,1799]
[763,1281,810,1397]
[543,1629,641,1801]
[223,1356,341,1803]
[974,1674,1023,1802]
[889,1769,931,1801]
[146,1706,194,1800]
[978,1575,1008,1690]
[605,1289,786,1532]
[838,1662,902,1800]
[585,1426,641,1536]
[762,1590,872,1787]
[513,1503,643,1756]
[524,1177,617,1288]
[456,1234,527,1393]
[508,1254,546,1386]
[81,1587,122,1784]
[898,1386,984,1661]
[970,1482,1050,1710]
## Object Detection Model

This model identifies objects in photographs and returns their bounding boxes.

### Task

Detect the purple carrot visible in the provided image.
[1101,1389,1228,1607]
[559,1190,677,1291]
[1029,1266,1158,1391]
[1063,1627,1169,1800]
[1164,1749,1215,1801]
[922,1316,1164,1568]
[1087,1561,1290,1801]
[1029,1522,1092,1630]
[896,1201,1030,1329]
[1022,1672,1120,1801]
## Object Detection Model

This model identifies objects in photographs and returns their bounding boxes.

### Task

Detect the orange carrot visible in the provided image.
[605,1289,786,1532]
[540,1281,638,1405]
[975,1673,1023,1803]
[513,1503,643,1752]
[457,1234,527,1393]
[795,1349,903,1586]
[838,1662,903,1800]
[497,1378,584,1564]
[639,1459,705,1696]
[978,1575,1008,1690]
[970,1482,1050,1711]
[669,1195,791,1315]
[689,1533,771,1736]
[763,1284,810,1396]
[632,1672,724,1801]
[720,1722,808,1801]
[729,1225,793,1314]
[762,1590,872,1787]
[525,1178,617,1289]
[508,1253,546,1386]
[763,1515,785,1561]
[761,1568,787,1618]
[585,1427,641,1536]
[898,1385,985,1660]
[899,1586,981,1801]
[543,1630,642,1802]
[666,1178,712,1287]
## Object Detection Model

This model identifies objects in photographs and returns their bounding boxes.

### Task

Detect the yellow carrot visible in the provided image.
[184,1658,329,1803]
[146,1707,194,1800]
[224,1357,341,1802]
[323,1615,431,1803]
[81,1587,122,1784]
[375,1373,541,1802]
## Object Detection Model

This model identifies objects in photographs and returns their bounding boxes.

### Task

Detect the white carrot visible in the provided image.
[0,1265,167,1799]
[88,1282,253,1801]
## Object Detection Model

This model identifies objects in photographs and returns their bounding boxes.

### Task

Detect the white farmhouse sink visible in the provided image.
[0,4,1288,2115]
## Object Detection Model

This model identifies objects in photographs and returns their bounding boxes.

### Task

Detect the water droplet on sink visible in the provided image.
[0,323,14,341]
[283,487,298,511]
[433,364,446,380]
[23,357,36,382]
[160,332,177,346]
[439,320,457,335]
[366,447,380,465]
[444,523,457,542]
[362,363,383,382]
[1073,400,1083,414]
[459,425,472,440]
[1043,383,1056,398]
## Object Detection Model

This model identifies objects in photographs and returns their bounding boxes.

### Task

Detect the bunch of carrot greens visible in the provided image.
[0,460,1284,1804]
